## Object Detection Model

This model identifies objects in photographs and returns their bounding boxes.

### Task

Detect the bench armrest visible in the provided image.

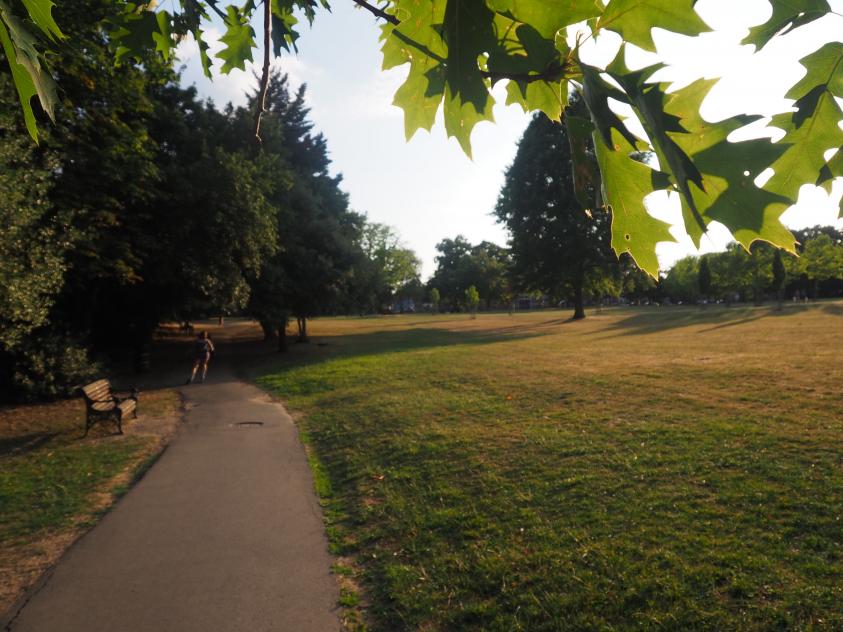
[112,388,140,402]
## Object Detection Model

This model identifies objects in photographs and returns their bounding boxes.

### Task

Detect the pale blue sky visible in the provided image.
[177,0,843,278]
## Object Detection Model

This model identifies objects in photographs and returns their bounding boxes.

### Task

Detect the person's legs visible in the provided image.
[200,356,209,382]
[188,359,200,384]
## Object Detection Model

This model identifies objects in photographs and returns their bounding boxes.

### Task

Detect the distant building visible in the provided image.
[516,295,540,310]
[391,298,415,314]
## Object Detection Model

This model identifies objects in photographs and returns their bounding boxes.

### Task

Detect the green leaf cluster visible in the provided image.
[0,0,61,140]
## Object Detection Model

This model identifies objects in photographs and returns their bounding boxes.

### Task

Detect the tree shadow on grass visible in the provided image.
[0,432,60,459]
[592,304,827,338]
[594,300,843,339]
[223,326,552,381]
[822,302,843,318]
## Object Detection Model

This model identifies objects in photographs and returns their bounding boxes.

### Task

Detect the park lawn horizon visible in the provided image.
[258,303,843,630]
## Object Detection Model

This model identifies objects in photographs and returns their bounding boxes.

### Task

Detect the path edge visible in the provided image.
[0,396,188,631]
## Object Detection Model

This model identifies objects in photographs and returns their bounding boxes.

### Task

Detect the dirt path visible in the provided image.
[4,357,340,631]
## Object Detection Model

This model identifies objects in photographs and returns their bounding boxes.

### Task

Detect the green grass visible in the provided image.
[0,438,147,541]
[0,387,181,612]
[258,304,843,630]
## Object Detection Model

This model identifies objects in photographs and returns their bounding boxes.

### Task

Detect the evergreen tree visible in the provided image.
[245,71,363,343]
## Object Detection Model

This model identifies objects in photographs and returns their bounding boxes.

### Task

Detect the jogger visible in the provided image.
[187,331,215,384]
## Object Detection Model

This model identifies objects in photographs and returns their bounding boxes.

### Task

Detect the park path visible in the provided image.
[5,361,340,632]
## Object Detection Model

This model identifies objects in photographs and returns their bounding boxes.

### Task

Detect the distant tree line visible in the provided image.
[0,1,423,402]
[663,227,843,305]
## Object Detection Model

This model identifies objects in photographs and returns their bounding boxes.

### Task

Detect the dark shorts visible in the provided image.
[196,352,210,364]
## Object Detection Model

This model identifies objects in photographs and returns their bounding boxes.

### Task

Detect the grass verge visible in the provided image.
[0,388,181,614]
[258,304,843,630]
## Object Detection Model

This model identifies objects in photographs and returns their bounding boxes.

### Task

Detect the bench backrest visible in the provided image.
[80,379,112,403]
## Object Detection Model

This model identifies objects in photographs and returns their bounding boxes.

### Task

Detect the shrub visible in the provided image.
[0,333,100,403]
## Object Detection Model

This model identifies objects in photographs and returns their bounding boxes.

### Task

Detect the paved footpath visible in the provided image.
[5,366,340,632]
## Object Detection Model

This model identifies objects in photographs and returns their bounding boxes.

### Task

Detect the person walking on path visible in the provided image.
[187,331,215,384]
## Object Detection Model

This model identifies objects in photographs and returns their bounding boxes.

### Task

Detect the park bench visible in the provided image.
[77,379,139,436]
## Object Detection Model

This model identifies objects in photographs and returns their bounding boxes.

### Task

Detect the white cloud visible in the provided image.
[176,29,321,108]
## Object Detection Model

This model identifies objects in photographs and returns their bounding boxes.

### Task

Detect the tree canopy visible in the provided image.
[429,237,509,310]
[495,109,619,319]
[2,0,842,278]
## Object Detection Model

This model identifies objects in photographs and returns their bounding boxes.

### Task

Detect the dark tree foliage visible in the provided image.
[494,109,618,319]
[772,250,786,292]
[698,256,712,299]
[245,71,365,343]
[0,9,366,399]
[0,73,99,400]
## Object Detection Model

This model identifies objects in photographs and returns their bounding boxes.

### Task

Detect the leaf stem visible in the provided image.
[349,0,399,25]
[254,0,271,142]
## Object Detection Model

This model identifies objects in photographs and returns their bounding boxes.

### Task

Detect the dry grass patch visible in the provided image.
[0,388,181,614]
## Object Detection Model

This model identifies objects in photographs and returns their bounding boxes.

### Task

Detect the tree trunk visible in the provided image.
[572,284,586,320]
[296,317,309,343]
[132,337,151,373]
[277,312,289,352]
[259,320,276,341]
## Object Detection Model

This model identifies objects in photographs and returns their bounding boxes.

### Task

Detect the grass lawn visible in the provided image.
[0,388,181,614]
[258,302,843,630]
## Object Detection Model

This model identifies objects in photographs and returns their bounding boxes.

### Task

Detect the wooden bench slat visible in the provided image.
[82,379,110,396]
[118,400,136,415]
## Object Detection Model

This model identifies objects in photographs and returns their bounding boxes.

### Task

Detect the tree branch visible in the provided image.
[483,62,570,85]
[349,0,399,25]
[254,0,272,141]
[352,0,570,85]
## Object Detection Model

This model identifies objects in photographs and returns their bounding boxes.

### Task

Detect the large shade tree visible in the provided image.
[245,71,365,342]
[495,111,618,319]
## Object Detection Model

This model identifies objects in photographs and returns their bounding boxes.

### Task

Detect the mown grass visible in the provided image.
[0,438,147,541]
[0,388,181,612]
[259,303,843,630]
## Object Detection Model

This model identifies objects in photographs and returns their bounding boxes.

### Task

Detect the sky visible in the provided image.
[176,0,843,279]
